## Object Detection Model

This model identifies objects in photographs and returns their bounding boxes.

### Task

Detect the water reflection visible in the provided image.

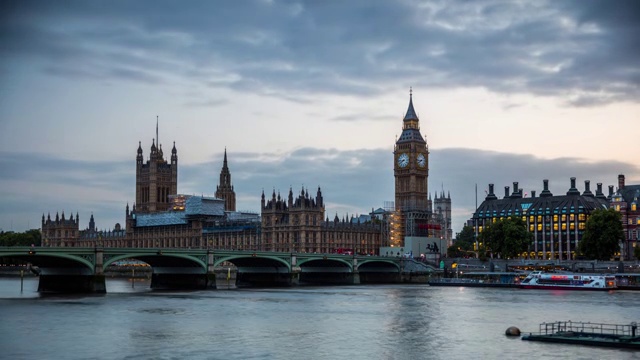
[0,280,639,359]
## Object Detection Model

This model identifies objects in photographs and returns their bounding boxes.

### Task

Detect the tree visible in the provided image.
[634,245,640,260]
[0,229,41,247]
[479,217,532,259]
[578,208,623,260]
[456,225,475,246]
[447,225,476,257]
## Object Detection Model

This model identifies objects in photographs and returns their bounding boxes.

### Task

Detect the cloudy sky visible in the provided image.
[1,0,639,235]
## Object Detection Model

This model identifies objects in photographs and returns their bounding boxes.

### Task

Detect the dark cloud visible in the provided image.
[1,0,638,105]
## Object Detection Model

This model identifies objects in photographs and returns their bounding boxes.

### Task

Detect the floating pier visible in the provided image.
[521,321,640,349]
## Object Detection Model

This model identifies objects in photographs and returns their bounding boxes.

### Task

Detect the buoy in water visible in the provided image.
[505,326,521,336]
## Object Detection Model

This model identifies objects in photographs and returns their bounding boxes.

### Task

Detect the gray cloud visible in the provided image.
[2,0,638,106]
[6,146,634,235]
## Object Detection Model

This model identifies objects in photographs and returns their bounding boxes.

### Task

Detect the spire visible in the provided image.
[403,87,418,121]
[223,147,228,168]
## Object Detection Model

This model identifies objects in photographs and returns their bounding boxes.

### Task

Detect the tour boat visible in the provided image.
[519,271,616,290]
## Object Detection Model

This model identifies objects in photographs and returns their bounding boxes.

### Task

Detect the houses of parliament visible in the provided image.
[41,92,453,254]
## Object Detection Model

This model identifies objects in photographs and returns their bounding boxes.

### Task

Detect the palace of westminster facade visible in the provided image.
[41,92,453,253]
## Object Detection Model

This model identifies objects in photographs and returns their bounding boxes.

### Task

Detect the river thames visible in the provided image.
[1,278,638,360]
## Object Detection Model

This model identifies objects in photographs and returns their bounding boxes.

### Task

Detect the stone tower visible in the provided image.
[260,186,324,252]
[394,89,429,211]
[392,90,429,246]
[135,119,178,213]
[434,191,453,244]
[215,148,236,211]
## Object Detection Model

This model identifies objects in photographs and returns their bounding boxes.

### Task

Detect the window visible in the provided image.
[529,225,534,232]
[615,205,621,211]
[537,216,542,222]
[537,224,542,231]
[553,224,558,231]
[578,223,586,230]
[633,204,637,211]
[569,214,575,221]
[570,223,575,231]
[553,215,558,222]
[561,214,566,222]
[562,223,567,231]
[578,214,586,221]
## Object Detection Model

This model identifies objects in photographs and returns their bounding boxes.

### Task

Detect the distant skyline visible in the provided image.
[1,0,639,234]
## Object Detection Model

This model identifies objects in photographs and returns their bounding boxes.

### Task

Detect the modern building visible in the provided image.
[473,178,610,260]
[610,174,640,260]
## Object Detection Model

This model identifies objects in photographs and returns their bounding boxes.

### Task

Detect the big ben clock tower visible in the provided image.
[392,89,429,246]
[394,89,429,211]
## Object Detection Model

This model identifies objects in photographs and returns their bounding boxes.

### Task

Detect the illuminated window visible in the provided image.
[522,216,526,222]
[537,216,542,222]
[633,204,637,211]
[492,218,497,223]
[529,216,534,222]
[615,205,620,211]
[569,214,575,221]
[570,223,575,230]
[537,224,542,231]
[630,219,634,225]
[637,218,640,225]
[479,226,483,233]
[562,223,567,231]
[553,215,558,222]
[553,224,558,231]
[561,214,566,222]
[529,225,534,232]
[578,223,586,230]
[578,214,586,221]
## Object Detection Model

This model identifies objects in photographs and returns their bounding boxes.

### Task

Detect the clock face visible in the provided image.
[417,153,426,167]
[397,153,409,168]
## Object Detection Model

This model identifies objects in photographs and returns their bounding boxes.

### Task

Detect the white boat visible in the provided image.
[519,271,617,291]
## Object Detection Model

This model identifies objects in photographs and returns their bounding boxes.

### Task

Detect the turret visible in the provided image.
[485,184,498,201]
[540,179,553,197]
[566,177,580,196]
[137,141,143,165]
[171,141,177,165]
[316,186,323,207]
[582,180,594,197]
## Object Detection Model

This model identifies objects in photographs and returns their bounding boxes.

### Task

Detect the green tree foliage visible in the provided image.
[578,208,623,260]
[479,217,532,259]
[0,229,41,247]
[456,225,475,246]
[447,225,476,257]
[634,245,640,260]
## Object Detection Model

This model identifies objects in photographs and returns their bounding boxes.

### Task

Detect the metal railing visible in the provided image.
[535,321,637,337]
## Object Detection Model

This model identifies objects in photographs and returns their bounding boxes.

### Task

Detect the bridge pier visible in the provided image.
[213,268,237,290]
[150,273,209,290]
[38,274,106,293]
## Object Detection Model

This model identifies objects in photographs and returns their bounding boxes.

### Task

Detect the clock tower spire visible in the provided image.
[392,89,429,246]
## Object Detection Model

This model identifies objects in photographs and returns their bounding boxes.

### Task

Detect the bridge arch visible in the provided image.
[103,253,207,271]
[356,259,401,272]
[214,255,291,271]
[297,257,353,271]
[0,251,94,271]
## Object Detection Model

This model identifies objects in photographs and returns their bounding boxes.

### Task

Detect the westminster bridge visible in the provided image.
[0,247,437,293]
